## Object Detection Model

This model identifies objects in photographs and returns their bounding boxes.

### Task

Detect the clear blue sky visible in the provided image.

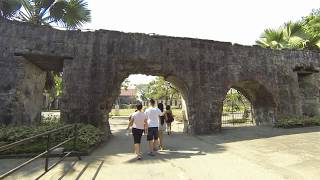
[83,0,319,85]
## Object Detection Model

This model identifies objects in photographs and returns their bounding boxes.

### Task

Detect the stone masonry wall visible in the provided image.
[1,19,320,134]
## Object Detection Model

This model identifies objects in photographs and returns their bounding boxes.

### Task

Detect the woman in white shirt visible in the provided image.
[127,104,148,160]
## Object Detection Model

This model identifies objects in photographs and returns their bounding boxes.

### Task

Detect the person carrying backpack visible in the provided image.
[158,103,165,150]
[164,105,174,135]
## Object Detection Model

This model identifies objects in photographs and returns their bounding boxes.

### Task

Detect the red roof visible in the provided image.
[120,89,137,96]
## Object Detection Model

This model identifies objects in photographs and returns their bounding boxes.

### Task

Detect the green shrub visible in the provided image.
[0,123,106,155]
[41,115,60,124]
[275,116,320,128]
[129,104,136,109]
[226,118,249,124]
[73,124,105,150]
[120,104,129,109]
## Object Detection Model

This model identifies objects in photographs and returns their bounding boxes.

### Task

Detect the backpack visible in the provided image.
[166,112,174,123]
[160,115,165,125]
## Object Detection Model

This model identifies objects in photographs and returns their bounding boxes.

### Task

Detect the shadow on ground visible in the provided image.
[1,117,320,179]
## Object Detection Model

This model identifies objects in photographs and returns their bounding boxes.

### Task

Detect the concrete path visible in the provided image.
[1,118,320,180]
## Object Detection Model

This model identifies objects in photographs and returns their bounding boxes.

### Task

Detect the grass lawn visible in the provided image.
[109,109,136,116]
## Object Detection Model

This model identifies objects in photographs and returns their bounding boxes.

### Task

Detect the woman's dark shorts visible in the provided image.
[147,127,159,141]
[132,128,144,144]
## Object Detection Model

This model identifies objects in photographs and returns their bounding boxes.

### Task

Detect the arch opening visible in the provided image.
[99,74,190,135]
[222,88,254,127]
[221,80,277,128]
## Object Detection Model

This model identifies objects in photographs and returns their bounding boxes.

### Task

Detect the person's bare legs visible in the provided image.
[158,130,163,149]
[153,139,159,151]
[148,140,154,154]
[167,123,171,135]
[134,144,141,156]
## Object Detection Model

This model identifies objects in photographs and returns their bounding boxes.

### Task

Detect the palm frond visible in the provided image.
[38,0,55,19]
[257,28,285,49]
[20,0,34,18]
[49,0,90,29]
[283,21,306,39]
[48,0,67,23]
[63,0,91,29]
[305,35,320,50]
[0,0,21,18]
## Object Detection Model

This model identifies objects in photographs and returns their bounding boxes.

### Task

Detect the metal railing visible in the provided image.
[0,124,81,179]
[221,112,254,127]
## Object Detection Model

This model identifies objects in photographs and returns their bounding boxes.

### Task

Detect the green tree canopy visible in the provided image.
[135,77,181,104]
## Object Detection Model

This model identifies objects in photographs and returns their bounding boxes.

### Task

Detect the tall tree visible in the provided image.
[302,9,320,50]
[135,84,149,101]
[140,77,180,104]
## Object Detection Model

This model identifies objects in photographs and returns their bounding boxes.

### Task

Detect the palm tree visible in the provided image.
[1,0,91,29]
[282,21,307,49]
[256,28,286,49]
[257,21,320,51]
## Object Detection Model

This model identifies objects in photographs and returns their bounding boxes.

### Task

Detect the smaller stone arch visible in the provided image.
[224,80,277,126]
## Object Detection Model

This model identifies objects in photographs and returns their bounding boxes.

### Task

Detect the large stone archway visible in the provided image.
[1,19,320,134]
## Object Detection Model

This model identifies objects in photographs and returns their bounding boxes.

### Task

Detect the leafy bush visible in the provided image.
[275,116,320,128]
[129,104,136,109]
[73,124,106,150]
[120,104,129,109]
[0,122,106,155]
[226,119,249,124]
[41,115,60,124]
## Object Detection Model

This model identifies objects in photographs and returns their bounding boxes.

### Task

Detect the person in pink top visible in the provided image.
[127,104,148,160]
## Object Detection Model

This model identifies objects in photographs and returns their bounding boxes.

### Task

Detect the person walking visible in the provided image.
[158,103,166,150]
[127,104,148,160]
[164,105,174,135]
[145,99,162,156]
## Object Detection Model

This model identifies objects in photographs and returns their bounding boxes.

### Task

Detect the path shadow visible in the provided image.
[1,118,319,178]
[207,125,320,144]
[96,118,320,164]
[0,157,105,179]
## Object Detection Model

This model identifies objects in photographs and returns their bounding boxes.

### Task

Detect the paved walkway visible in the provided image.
[1,118,320,180]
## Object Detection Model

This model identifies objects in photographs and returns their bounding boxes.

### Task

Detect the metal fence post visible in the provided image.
[73,124,81,160]
[45,134,50,172]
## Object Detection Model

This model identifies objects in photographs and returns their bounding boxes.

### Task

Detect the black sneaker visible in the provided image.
[148,152,155,156]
